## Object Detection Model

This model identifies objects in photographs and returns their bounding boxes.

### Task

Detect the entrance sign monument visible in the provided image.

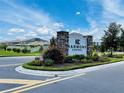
[57,31,93,56]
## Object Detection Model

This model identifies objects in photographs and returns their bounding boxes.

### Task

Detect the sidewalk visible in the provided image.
[15,61,124,77]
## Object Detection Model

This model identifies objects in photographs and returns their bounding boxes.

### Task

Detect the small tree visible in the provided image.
[120,28,124,51]
[39,45,43,52]
[102,22,121,56]
[0,44,7,50]
[50,37,56,48]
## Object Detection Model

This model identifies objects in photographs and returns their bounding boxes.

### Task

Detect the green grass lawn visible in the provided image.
[23,57,124,71]
[0,50,40,57]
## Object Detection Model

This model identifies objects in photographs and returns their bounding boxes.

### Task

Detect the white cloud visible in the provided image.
[0,0,65,41]
[102,0,124,17]
[36,26,49,35]
[71,28,81,33]
[76,12,81,15]
[24,31,38,37]
[85,0,124,42]
[7,32,13,35]
[9,28,25,33]
[36,22,64,36]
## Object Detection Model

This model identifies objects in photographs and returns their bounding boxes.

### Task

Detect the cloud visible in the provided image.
[7,32,13,35]
[101,0,124,17]
[36,26,49,35]
[0,0,64,41]
[9,28,25,33]
[36,22,64,36]
[84,0,124,42]
[76,12,81,15]
[24,31,38,37]
[1,0,124,42]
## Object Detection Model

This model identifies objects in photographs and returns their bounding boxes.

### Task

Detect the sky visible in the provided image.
[0,0,124,42]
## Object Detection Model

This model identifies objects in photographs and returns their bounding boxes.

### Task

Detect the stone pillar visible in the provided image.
[57,31,69,55]
[86,35,93,55]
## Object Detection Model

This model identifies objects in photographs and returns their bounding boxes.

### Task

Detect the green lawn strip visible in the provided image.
[0,50,40,57]
[23,58,124,71]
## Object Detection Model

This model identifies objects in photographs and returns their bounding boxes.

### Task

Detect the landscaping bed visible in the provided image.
[22,47,124,71]
[23,57,124,71]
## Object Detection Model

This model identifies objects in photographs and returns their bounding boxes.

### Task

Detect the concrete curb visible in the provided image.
[15,61,124,77]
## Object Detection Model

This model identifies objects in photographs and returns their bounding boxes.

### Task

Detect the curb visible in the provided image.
[15,66,85,77]
[15,61,124,77]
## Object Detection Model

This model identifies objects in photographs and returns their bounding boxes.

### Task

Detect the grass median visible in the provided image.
[23,57,124,71]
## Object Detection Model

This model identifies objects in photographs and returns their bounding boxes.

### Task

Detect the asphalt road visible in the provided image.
[1,57,124,93]
[0,57,53,80]
[27,63,124,93]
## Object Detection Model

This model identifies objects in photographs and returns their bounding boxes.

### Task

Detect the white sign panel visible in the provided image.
[68,33,87,56]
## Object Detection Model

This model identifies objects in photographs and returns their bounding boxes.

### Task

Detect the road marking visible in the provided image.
[0,77,60,93]
[0,63,22,67]
[0,79,41,84]
[12,73,85,93]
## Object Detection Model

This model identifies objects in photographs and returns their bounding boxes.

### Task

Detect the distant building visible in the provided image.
[57,31,93,56]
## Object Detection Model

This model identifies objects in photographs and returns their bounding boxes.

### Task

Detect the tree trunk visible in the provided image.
[110,47,113,56]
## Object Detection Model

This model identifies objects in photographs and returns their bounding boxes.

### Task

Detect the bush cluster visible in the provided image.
[6,48,31,53]
[44,59,54,66]
[103,53,124,58]
[22,48,31,53]
[28,60,42,66]
[29,47,115,67]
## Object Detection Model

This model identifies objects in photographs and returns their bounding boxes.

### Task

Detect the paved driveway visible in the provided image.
[0,57,124,93]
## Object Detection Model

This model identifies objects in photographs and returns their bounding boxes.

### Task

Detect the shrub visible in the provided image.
[16,48,21,53]
[72,59,80,63]
[71,55,85,60]
[13,48,17,52]
[44,59,54,66]
[81,59,87,63]
[43,48,64,64]
[35,57,40,61]
[64,56,73,63]
[28,60,42,66]
[22,48,30,53]
[81,59,93,63]
[87,59,93,63]
[113,54,123,58]
[7,48,11,52]
[86,55,92,60]
[92,53,99,61]
[99,57,110,62]
[106,53,113,57]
